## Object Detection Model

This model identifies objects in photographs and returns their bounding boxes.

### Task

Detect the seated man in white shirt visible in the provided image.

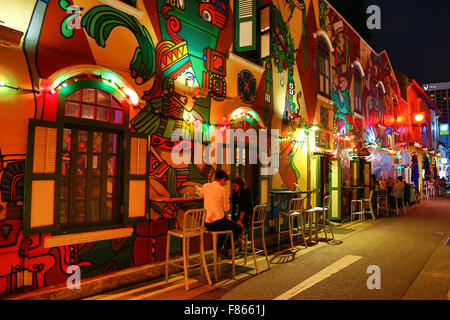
[198,170,242,258]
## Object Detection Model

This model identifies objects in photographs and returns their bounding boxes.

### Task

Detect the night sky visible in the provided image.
[365,0,450,85]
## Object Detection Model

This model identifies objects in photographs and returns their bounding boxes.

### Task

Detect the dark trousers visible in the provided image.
[205,218,242,251]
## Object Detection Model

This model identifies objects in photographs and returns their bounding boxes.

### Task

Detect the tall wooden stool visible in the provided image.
[165,209,211,291]
[243,204,270,274]
[393,186,407,216]
[377,190,388,216]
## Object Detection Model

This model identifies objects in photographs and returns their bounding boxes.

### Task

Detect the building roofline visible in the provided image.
[324,1,402,95]
[410,79,442,114]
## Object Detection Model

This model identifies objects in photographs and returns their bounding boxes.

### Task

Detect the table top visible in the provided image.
[269,190,314,194]
[150,197,202,203]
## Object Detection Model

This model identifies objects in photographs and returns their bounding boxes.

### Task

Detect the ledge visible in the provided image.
[317,94,335,108]
[98,0,143,19]
[228,53,265,74]
[44,227,134,248]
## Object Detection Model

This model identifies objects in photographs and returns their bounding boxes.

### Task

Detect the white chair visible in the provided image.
[305,195,334,242]
[202,228,236,283]
[243,205,270,275]
[165,209,211,290]
[351,199,365,222]
[361,190,376,221]
[278,198,308,250]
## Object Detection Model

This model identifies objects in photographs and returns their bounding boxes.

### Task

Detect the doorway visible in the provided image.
[229,120,260,205]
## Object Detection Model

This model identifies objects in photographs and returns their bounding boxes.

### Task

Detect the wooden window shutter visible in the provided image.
[24,119,62,235]
[124,132,148,222]
[260,5,271,59]
[234,0,256,52]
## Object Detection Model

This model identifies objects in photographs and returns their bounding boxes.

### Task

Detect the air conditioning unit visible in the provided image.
[0,24,24,47]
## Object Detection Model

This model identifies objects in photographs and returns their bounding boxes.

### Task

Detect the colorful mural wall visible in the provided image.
[0,0,438,296]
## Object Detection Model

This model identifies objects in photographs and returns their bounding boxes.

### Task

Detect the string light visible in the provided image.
[48,73,140,106]
[0,81,40,94]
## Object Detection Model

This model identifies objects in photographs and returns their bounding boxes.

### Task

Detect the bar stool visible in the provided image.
[393,187,407,216]
[423,184,431,200]
[202,229,235,283]
[305,195,334,242]
[351,199,365,221]
[243,204,270,274]
[278,198,308,250]
[377,190,388,216]
[362,190,376,221]
[165,209,211,291]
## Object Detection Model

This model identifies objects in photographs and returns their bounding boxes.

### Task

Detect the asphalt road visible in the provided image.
[214,197,450,300]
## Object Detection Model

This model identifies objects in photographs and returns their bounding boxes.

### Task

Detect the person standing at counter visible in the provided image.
[378,176,387,192]
[231,177,253,250]
[386,176,395,188]
[388,176,405,211]
[198,170,242,258]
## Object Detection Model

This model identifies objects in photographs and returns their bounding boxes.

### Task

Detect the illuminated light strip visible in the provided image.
[183,112,305,144]
[88,275,186,300]
[49,74,140,106]
[0,81,40,94]
[313,29,334,52]
[376,81,386,94]
[129,279,197,300]
[351,60,365,78]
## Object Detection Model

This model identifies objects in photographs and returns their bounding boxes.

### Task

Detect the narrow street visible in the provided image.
[84,197,450,301]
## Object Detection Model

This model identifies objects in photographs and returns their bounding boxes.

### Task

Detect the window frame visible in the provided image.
[64,87,125,125]
[59,125,124,231]
[233,0,271,65]
[234,0,257,53]
[54,80,132,234]
[259,2,271,60]
[353,66,363,115]
[376,83,385,124]
[317,37,331,97]
[57,80,129,131]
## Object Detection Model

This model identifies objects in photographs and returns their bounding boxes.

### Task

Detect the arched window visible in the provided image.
[65,88,124,124]
[377,83,385,123]
[24,77,148,235]
[353,67,363,114]
[318,37,330,96]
